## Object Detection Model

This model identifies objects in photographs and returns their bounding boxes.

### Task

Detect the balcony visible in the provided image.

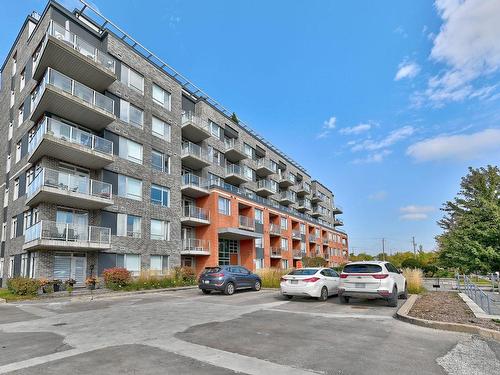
[181,206,210,226]
[311,193,323,203]
[28,117,114,169]
[279,191,296,205]
[270,247,282,258]
[332,205,343,214]
[297,199,312,212]
[322,237,329,245]
[255,158,276,177]
[293,250,304,259]
[181,239,210,256]
[291,230,302,240]
[269,223,281,237]
[181,142,211,170]
[181,112,211,142]
[296,182,311,196]
[33,20,116,91]
[324,253,330,260]
[278,172,296,188]
[239,216,255,231]
[224,138,247,162]
[31,68,116,129]
[225,163,249,185]
[334,218,344,227]
[311,207,322,218]
[256,179,277,197]
[181,174,209,198]
[24,221,111,251]
[26,168,113,209]
[308,234,319,243]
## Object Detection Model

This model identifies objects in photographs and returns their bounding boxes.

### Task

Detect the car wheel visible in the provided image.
[318,286,328,301]
[284,295,293,300]
[201,289,211,295]
[252,280,262,291]
[224,282,235,296]
[340,296,350,304]
[399,283,408,300]
[388,287,398,307]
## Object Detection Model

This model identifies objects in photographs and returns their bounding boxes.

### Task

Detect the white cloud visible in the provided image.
[419,0,500,105]
[395,62,421,81]
[368,190,388,201]
[353,150,392,164]
[339,123,371,135]
[316,116,337,138]
[400,205,435,221]
[406,128,500,162]
[351,126,415,152]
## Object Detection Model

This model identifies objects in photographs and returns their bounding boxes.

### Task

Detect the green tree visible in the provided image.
[436,165,500,273]
[349,252,374,261]
[231,112,239,124]
[302,256,327,267]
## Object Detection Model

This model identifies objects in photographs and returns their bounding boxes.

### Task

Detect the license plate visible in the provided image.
[290,280,298,284]
[355,283,365,288]
[203,280,210,284]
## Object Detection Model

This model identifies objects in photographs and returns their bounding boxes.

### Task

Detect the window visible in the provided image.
[255,258,264,270]
[281,259,289,269]
[119,137,143,164]
[8,122,13,140]
[15,141,21,162]
[20,254,28,277]
[243,166,254,181]
[120,100,144,127]
[152,83,171,110]
[29,253,37,278]
[9,257,14,278]
[1,222,6,241]
[121,64,144,93]
[118,175,142,200]
[151,219,169,240]
[152,150,170,173]
[281,238,289,250]
[20,68,26,91]
[26,168,35,186]
[243,143,254,158]
[10,90,15,107]
[3,189,8,208]
[13,178,19,200]
[270,160,278,173]
[151,185,170,207]
[11,217,17,239]
[300,241,306,251]
[208,146,224,166]
[18,106,23,127]
[255,209,263,224]
[218,196,231,215]
[300,223,306,234]
[150,255,169,274]
[208,173,222,186]
[117,213,142,238]
[12,52,17,77]
[280,217,288,230]
[152,116,171,141]
[124,254,141,276]
[255,237,263,248]
[270,180,278,192]
[0,257,3,278]
[6,154,11,173]
[209,120,221,138]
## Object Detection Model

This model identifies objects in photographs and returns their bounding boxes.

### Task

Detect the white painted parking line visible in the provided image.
[266,308,394,320]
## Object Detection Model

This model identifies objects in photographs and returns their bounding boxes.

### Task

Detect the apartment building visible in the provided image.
[0,1,348,286]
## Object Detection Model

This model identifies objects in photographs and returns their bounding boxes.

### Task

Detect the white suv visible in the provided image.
[338,261,407,307]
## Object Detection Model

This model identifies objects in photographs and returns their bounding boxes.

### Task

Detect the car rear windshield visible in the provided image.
[343,264,382,273]
[288,269,318,276]
[204,267,221,273]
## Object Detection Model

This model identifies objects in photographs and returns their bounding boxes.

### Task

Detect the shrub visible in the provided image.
[302,256,328,267]
[401,258,423,269]
[173,267,196,284]
[102,267,132,289]
[7,277,41,296]
[402,268,425,294]
[256,268,290,288]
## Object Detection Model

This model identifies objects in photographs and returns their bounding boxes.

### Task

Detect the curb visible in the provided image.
[396,294,500,342]
[0,298,6,304]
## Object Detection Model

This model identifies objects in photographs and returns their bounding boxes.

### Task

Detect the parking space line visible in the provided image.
[266,308,394,320]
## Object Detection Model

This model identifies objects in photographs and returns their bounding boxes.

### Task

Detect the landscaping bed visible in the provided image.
[409,292,500,332]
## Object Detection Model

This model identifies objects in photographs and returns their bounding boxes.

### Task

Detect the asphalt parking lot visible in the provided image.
[0,288,499,374]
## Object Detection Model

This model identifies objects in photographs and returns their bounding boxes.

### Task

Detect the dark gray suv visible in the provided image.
[199,265,262,295]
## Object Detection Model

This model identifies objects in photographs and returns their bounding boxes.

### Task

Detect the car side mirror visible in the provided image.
[398,269,403,274]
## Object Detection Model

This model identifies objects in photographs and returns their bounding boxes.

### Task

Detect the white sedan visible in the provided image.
[280,268,340,301]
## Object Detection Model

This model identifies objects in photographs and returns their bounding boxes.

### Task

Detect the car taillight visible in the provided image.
[211,273,224,278]
[372,274,389,279]
[280,277,286,282]
[303,277,320,283]
[340,273,348,279]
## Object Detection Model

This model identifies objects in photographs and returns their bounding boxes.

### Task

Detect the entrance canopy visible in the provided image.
[218,228,263,240]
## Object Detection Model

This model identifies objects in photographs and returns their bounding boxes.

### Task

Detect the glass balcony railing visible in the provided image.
[297,199,312,209]
[280,191,296,202]
[181,141,209,160]
[292,230,302,239]
[269,223,281,235]
[181,173,209,189]
[226,163,245,177]
[28,117,113,156]
[239,215,255,229]
[256,158,277,173]
[182,238,210,252]
[34,20,116,74]
[25,220,111,245]
[257,179,277,192]
[182,206,210,221]
[27,168,112,200]
[181,112,210,132]
[270,248,282,257]
[31,68,115,115]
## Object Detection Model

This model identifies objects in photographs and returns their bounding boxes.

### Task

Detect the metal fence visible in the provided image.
[456,274,493,314]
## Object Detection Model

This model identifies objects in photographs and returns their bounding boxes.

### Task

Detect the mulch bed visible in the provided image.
[409,291,500,332]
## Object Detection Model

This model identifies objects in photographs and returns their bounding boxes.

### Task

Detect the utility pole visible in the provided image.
[412,236,417,258]
[382,238,386,261]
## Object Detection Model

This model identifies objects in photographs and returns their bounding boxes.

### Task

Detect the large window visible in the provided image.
[150,255,169,274]
[152,116,171,141]
[151,219,169,240]
[152,84,171,110]
[124,254,141,276]
[11,217,17,239]
[244,143,254,158]
[209,120,221,138]
[218,197,231,215]
[117,213,142,238]
[243,166,254,181]
[255,209,263,224]
[281,259,289,269]
[20,253,28,277]
[119,137,143,164]
[152,150,170,173]
[281,238,289,250]
[121,64,144,93]
[118,175,142,200]
[280,217,288,230]
[151,185,170,207]
[120,100,144,127]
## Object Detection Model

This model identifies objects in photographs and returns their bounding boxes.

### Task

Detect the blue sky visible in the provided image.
[2,1,500,255]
